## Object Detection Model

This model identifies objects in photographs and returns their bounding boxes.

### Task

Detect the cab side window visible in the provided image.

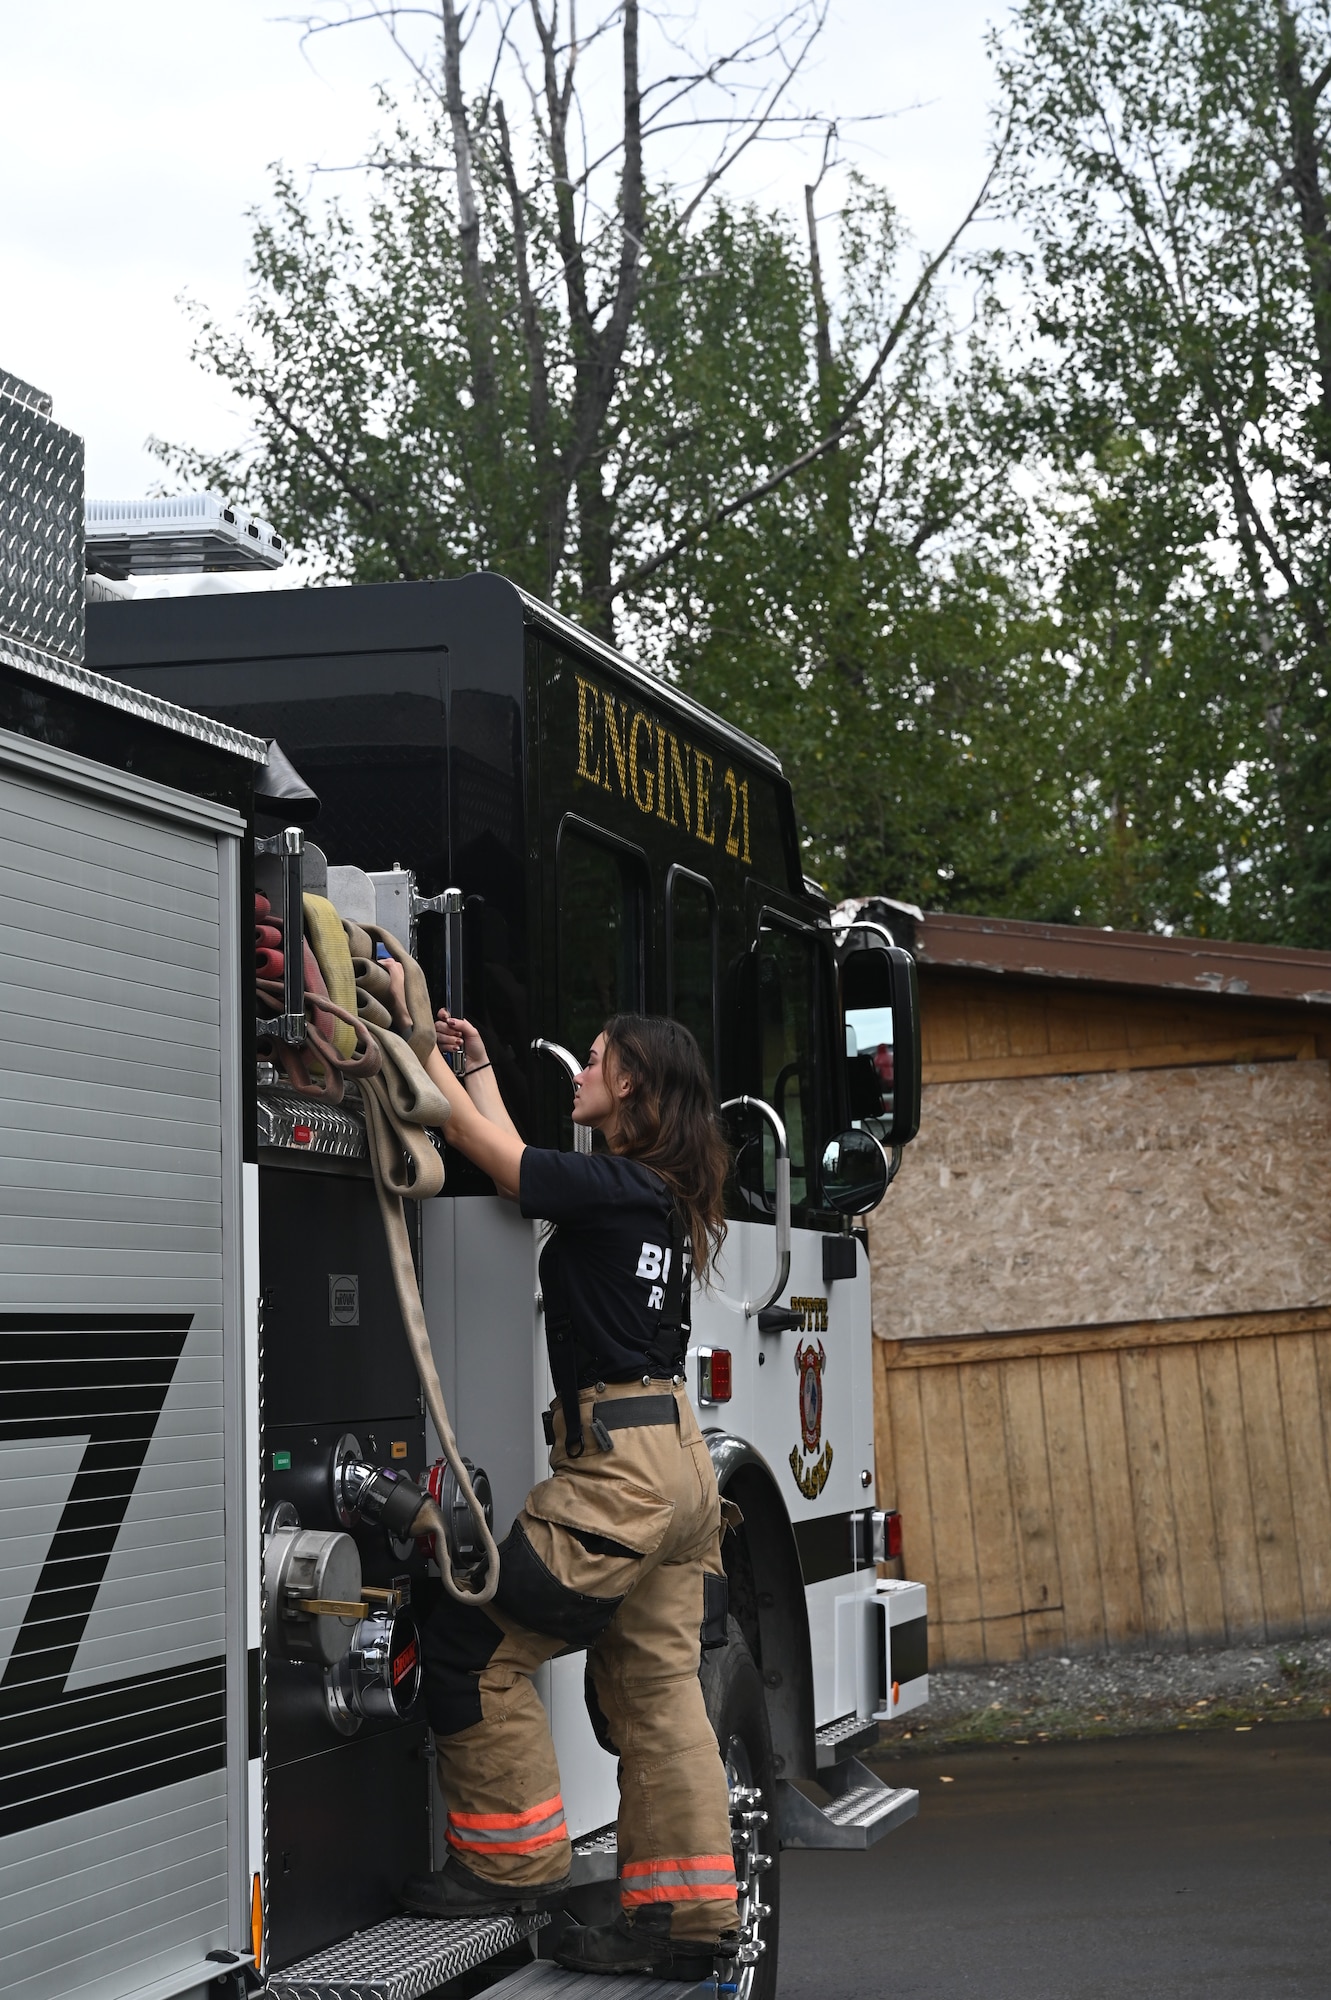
[752,922,829,1221]
[667,867,718,1082]
[556,822,647,1063]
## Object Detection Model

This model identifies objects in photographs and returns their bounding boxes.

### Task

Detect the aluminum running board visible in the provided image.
[778,1757,919,1850]
[481,1960,716,1999]
[264,1911,548,1999]
[814,1712,881,1769]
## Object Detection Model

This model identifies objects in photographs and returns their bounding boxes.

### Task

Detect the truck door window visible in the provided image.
[556,821,647,1062]
[755,922,826,1218]
[667,866,718,1081]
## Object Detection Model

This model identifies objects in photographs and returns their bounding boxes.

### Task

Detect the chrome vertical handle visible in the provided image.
[414,885,466,1072]
[255,825,306,1044]
[532,1038,592,1154]
[721,1095,791,1315]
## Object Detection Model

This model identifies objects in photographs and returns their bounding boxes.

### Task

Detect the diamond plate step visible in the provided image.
[814,1712,881,1769]
[778,1756,919,1850]
[481,1958,716,1999]
[569,1821,618,1885]
[265,1911,547,2000]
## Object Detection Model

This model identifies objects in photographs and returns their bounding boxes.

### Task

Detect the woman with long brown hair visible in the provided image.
[402,1011,741,1982]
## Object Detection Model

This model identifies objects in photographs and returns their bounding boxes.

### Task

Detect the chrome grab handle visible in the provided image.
[532,1037,592,1154]
[721,1095,791,1316]
[417,886,465,1073]
[255,826,306,1044]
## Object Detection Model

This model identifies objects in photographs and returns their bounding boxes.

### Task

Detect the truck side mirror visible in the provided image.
[841,943,921,1150]
[820,1128,890,1215]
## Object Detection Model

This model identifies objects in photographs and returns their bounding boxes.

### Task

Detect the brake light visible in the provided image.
[698,1349,732,1403]
[884,1510,903,1560]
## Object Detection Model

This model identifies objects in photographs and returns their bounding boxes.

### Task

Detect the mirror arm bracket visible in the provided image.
[721,1095,791,1316]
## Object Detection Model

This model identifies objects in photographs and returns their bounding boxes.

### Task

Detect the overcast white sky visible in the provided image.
[1,1,1012,508]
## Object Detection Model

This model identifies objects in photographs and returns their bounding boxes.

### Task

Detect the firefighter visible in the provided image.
[402,1013,741,1981]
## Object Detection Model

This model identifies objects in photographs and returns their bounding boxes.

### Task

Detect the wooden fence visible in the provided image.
[873,1307,1331,1665]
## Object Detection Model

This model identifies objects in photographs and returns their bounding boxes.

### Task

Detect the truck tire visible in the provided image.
[700,1618,780,2000]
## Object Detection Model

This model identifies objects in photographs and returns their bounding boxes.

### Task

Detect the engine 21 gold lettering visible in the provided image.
[573,671,751,863]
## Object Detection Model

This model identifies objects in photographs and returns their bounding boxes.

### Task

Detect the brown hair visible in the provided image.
[601,1014,729,1281]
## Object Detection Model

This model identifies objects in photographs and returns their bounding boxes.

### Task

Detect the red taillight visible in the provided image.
[698,1349,732,1403]
[292,1123,312,1146]
[884,1510,903,1560]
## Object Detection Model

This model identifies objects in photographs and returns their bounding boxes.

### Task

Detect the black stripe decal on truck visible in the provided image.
[0,1312,226,1834]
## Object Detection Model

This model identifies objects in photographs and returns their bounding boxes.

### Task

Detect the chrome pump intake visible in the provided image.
[263,1502,364,1667]
[325,1602,423,1736]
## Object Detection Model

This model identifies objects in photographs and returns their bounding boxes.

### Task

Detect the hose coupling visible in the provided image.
[332,1435,428,1540]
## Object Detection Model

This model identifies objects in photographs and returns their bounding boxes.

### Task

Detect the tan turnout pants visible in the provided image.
[420,1380,738,1941]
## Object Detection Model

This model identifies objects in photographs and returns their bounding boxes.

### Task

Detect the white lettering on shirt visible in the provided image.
[648,1284,665,1310]
[636,1242,663,1280]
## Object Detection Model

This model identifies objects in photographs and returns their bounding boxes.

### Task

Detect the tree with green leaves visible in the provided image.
[156,0,837,636]
[992,0,1331,941]
[158,4,1058,911]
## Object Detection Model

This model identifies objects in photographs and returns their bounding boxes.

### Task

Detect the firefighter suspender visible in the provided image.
[542,1252,588,1457]
[657,1202,690,1359]
[543,1202,689,1459]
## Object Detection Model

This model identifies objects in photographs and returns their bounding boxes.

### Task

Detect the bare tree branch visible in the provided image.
[673,2,827,234]
[441,0,498,408]
[615,122,1010,596]
[804,124,837,407]
[494,93,558,587]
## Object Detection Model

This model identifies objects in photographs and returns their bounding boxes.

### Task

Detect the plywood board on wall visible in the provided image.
[870,1060,1331,1340]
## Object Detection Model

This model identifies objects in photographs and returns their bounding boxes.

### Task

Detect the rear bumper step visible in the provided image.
[265,1911,548,1999]
[778,1757,919,1850]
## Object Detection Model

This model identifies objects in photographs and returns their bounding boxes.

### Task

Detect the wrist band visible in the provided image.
[463,1061,493,1079]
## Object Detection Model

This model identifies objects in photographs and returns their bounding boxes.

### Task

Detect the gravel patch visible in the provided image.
[872,1634,1331,1758]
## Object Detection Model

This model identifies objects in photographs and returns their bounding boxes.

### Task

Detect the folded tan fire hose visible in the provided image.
[303,893,359,1058]
[301,985,502,1606]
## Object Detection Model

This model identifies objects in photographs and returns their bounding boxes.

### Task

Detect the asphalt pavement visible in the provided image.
[777,1722,1331,1998]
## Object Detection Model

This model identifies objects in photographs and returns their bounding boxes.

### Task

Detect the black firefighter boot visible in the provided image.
[553,1904,740,1981]
[400,1855,571,1919]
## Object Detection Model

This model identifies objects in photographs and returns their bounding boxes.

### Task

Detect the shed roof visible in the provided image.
[844,899,1331,1010]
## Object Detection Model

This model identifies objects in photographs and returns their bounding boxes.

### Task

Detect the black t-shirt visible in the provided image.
[519,1148,691,1385]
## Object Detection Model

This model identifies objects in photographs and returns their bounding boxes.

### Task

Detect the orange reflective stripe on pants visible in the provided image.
[620,1854,739,1905]
[447,1792,568,1858]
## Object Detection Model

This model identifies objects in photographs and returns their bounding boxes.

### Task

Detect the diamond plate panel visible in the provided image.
[0,370,53,415]
[0,631,268,762]
[266,1911,548,2000]
[257,1086,369,1159]
[0,372,83,662]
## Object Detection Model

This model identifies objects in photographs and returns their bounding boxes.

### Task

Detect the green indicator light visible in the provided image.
[272,1450,292,1471]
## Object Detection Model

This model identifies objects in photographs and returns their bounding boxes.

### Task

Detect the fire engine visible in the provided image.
[0,367,926,2000]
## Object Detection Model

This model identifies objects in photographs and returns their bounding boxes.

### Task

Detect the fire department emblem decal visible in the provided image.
[789,1339,833,1499]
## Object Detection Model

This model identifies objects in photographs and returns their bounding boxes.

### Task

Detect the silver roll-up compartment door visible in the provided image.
[0,734,245,2000]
